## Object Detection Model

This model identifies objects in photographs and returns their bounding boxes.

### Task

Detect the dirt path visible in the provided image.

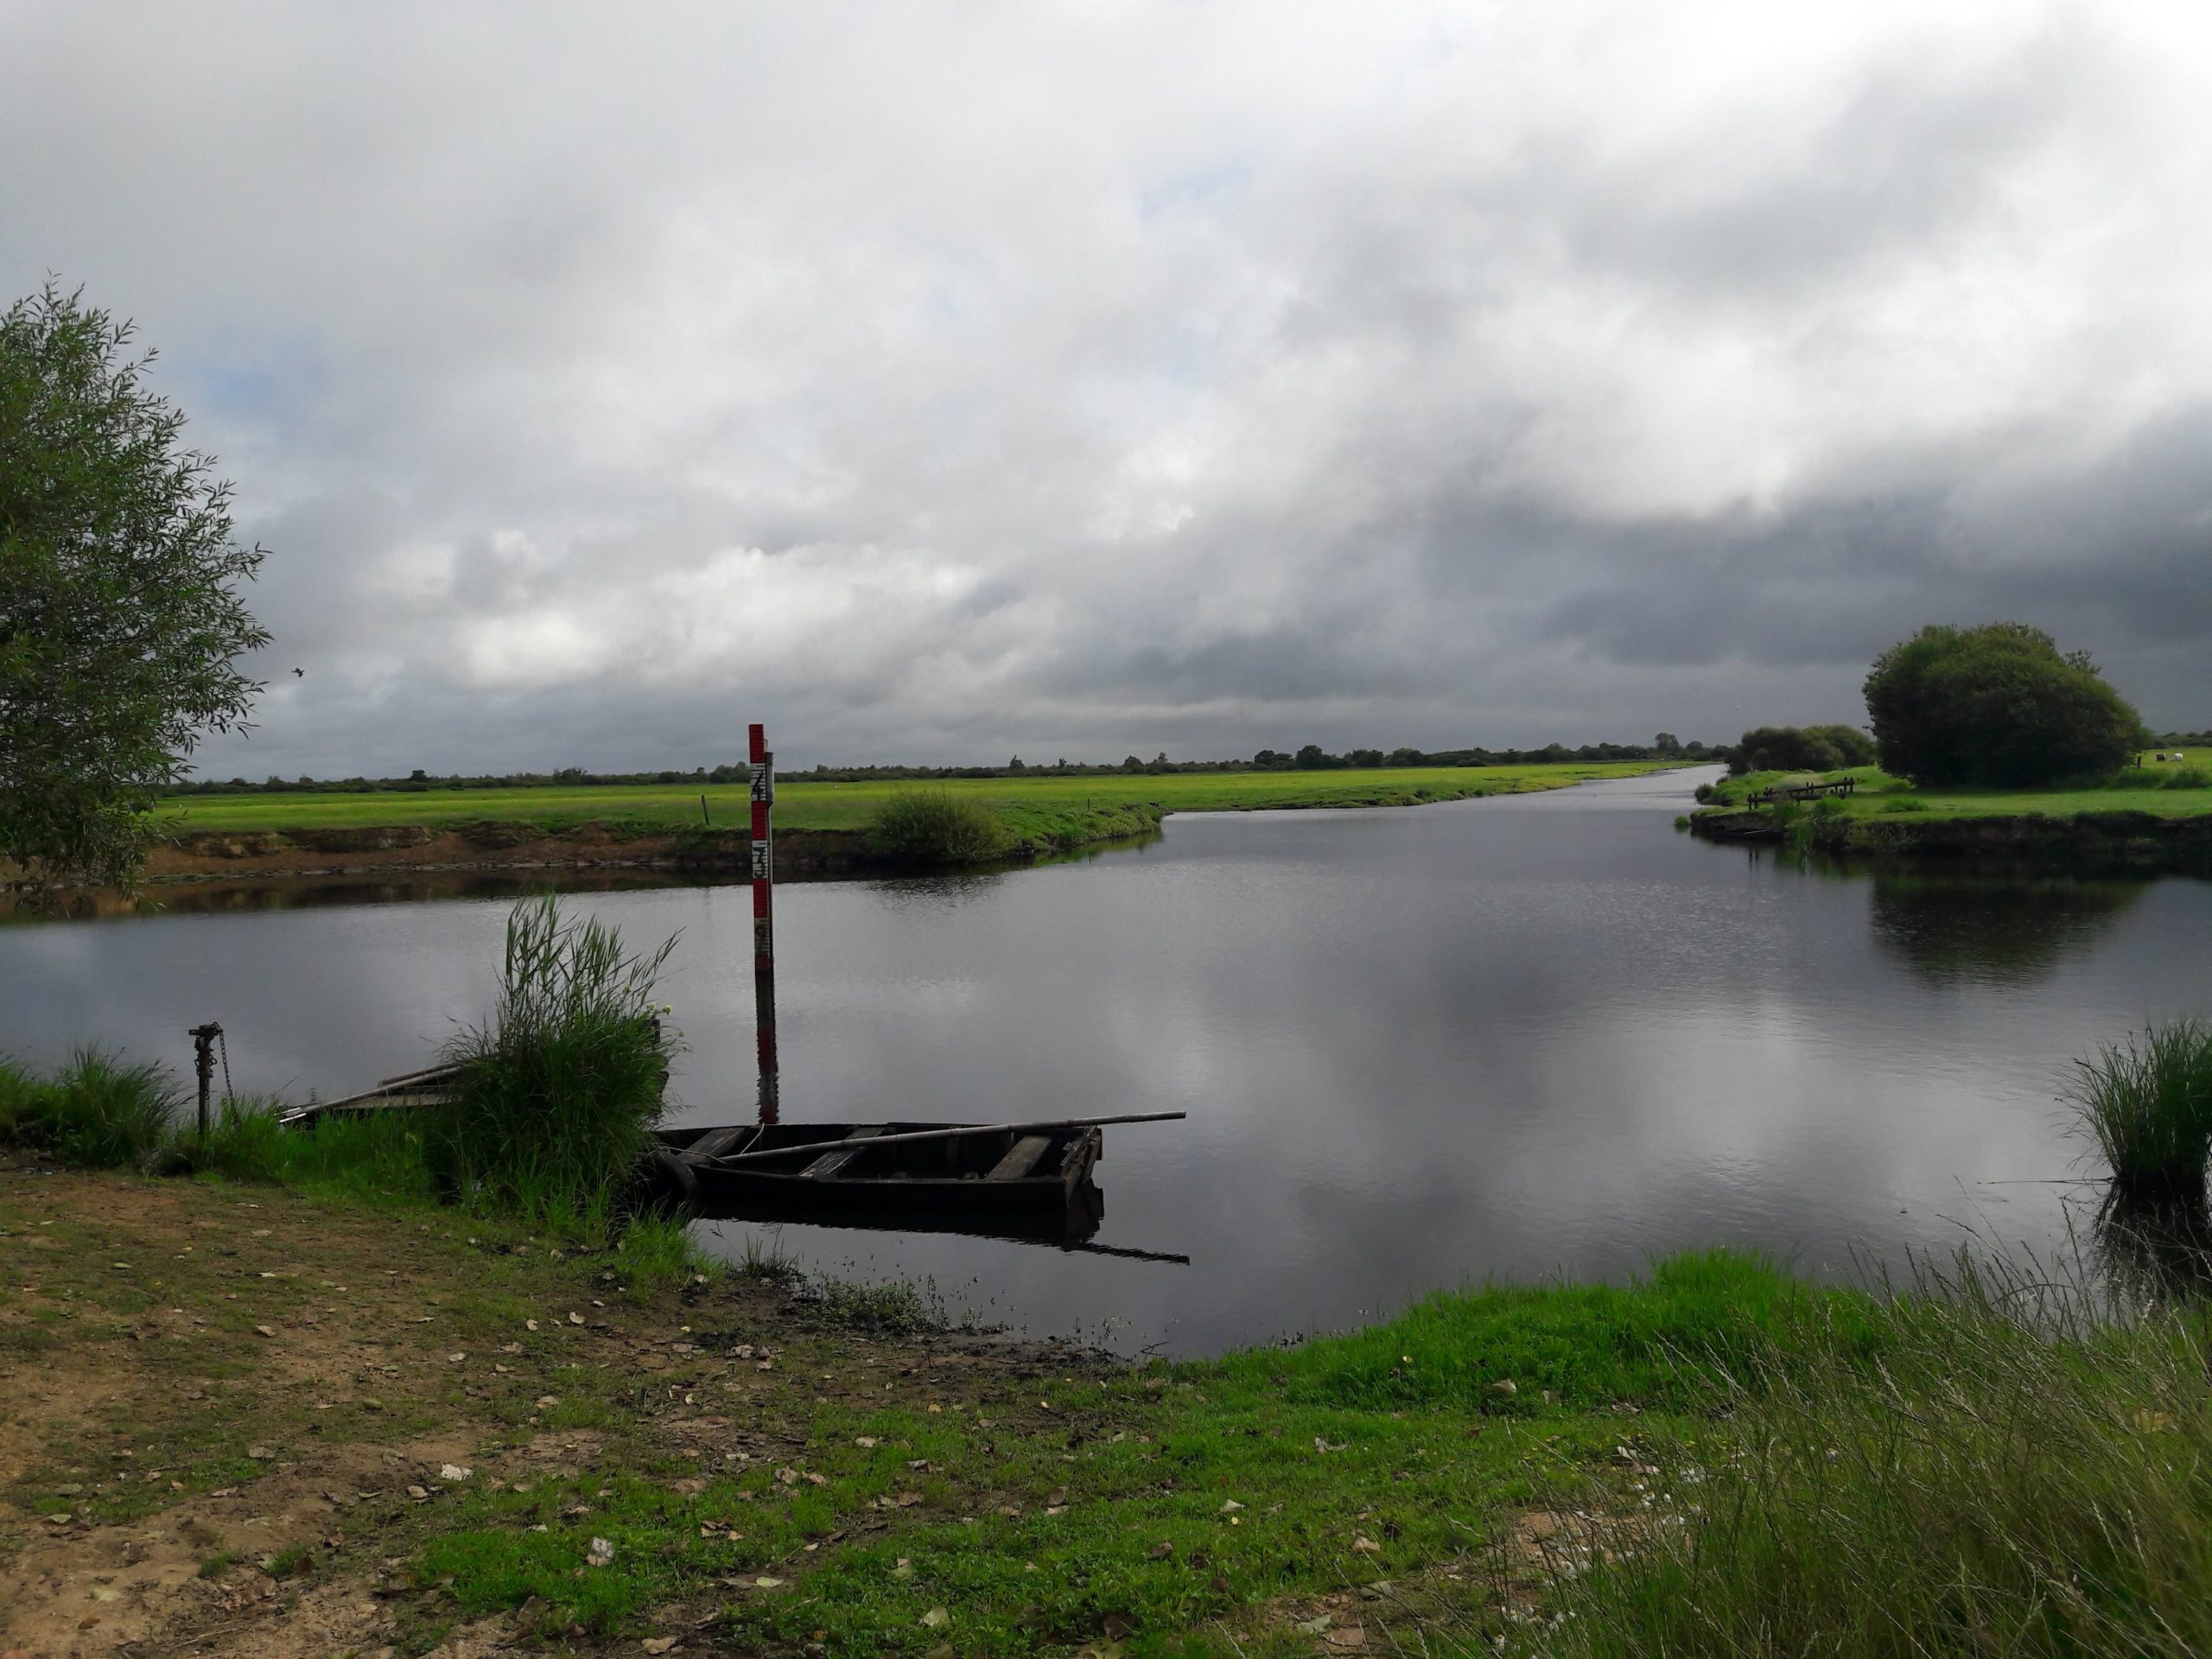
[0,1169,1091,1658]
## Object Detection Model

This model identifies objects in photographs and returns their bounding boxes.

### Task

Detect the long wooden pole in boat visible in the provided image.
[702,1110,1187,1166]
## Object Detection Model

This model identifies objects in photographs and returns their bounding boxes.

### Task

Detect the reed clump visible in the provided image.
[1516,1255,2212,1658]
[865,788,1012,866]
[0,1046,181,1169]
[425,895,681,1231]
[2069,1017,2212,1204]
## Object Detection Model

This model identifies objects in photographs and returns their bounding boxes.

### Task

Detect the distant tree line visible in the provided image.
[157,734,1718,796]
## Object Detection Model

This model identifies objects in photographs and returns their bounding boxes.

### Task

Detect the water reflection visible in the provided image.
[2094,1189,2212,1301]
[5,869,707,923]
[1869,875,2147,987]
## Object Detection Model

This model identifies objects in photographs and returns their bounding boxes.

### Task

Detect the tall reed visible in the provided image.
[1515,1253,2212,1658]
[425,895,680,1231]
[0,1046,180,1169]
[2069,1017,2212,1203]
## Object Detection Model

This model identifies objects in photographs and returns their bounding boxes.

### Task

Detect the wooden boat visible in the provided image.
[650,1119,1104,1223]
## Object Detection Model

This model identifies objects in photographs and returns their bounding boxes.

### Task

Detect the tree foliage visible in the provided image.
[1726,724,1878,776]
[1863,622,2143,788]
[0,283,268,896]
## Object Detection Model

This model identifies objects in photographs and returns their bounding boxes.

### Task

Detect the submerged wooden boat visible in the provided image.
[651,1119,1103,1223]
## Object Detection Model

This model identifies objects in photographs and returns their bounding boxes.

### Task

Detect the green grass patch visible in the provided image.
[152,762,1685,838]
[1700,754,2212,823]
[413,1251,1871,1654]
[1218,1249,1883,1414]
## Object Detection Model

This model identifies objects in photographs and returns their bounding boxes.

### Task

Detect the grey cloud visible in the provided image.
[4,1,2209,773]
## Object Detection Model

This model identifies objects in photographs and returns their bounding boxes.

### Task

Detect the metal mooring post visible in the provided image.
[749,723,780,1124]
[188,1022,223,1140]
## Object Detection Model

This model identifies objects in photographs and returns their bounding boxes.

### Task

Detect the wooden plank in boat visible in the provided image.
[986,1135,1053,1182]
[801,1125,887,1179]
[685,1123,758,1163]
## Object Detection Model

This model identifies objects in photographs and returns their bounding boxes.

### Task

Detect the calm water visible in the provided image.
[8,768,2209,1353]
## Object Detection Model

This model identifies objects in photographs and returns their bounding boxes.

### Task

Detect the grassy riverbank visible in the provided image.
[156,762,1681,838]
[8,1166,2209,1658]
[128,761,1687,883]
[1697,753,2211,823]
[1688,755,2212,874]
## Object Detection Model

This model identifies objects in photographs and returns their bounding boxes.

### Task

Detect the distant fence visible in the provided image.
[1747,777,1857,806]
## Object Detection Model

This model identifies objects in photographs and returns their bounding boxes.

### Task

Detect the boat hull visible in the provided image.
[652,1120,1103,1230]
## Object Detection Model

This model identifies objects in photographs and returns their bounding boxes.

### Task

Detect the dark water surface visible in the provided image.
[8,768,2209,1353]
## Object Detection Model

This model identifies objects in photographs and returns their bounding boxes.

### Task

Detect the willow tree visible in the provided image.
[0,283,269,898]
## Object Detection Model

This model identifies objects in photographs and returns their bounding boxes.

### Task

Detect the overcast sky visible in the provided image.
[6,3,2211,773]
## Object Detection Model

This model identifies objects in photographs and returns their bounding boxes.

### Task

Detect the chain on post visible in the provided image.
[217,1028,235,1105]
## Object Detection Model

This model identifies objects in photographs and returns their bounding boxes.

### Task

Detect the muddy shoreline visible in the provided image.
[145,822,874,882]
[1690,806,2212,876]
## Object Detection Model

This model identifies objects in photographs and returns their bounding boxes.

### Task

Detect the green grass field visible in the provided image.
[1703,752,2212,821]
[155,761,1683,838]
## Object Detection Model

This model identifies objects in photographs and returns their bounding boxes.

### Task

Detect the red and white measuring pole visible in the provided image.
[748,721,775,972]
[748,723,779,1122]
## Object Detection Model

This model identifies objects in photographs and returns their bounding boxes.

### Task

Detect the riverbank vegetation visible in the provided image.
[150,760,1684,840]
[2070,1017,2212,1205]
[424,895,680,1230]
[0,897,700,1271]
[1525,1253,2212,1659]
[8,1160,2212,1656]
[865,788,1014,866]
[1724,722,1877,774]
[1700,624,2208,872]
[1698,753,2210,820]
[156,736,1716,798]
[117,763,1693,886]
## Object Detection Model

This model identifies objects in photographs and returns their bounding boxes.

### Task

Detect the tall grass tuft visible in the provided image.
[0,1047,181,1169]
[865,788,1012,866]
[2069,1017,2212,1204]
[425,895,680,1232]
[1516,1253,2212,1658]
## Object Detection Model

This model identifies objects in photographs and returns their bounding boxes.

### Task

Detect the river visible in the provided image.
[8,766,2209,1352]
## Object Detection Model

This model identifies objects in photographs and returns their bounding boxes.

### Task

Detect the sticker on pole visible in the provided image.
[751,841,772,880]
[750,761,775,804]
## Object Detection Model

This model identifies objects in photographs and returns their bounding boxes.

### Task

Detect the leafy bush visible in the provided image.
[1863,622,2143,787]
[426,896,680,1230]
[2159,765,2212,790]
[2069,1019,2212,1204]
[0,1046,180,1168]
[865,789,1012,866]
